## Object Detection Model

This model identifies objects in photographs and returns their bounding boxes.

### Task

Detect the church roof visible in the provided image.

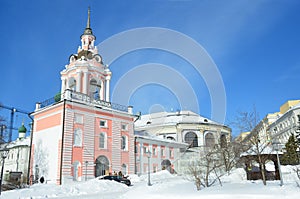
[81,7,95,38]
[135,110,223,128]
[18,123,27,133]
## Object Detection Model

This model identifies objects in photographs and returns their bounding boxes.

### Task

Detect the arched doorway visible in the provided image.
[95,155,109,177]
[161,159,172,173]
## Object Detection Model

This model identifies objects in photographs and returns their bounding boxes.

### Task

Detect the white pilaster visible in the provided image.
[83,71,88,94]
[105,75,111,102]
[100,80,104,101]
[61,77,66,94]
[76,71,82,93]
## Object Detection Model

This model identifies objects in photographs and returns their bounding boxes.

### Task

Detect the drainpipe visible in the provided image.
[59,99,67,185]
[27,113,34,185]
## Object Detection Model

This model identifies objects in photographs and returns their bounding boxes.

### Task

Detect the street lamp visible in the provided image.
[0,147,9,195]
[85,161,88,181]
[145,151,152,186]
[272,138,283,186]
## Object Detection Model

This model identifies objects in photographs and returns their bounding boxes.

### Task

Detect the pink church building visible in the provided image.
[30,9,135,184]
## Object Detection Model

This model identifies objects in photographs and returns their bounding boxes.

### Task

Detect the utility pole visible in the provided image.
[0,104,30,142]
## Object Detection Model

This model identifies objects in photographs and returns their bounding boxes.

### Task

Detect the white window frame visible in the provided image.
[121,135,128,151]
[121,123,128,131]
[99,132,107,149]
[74,128,82,147]
[100,120,107,128]
[75,114,83,124]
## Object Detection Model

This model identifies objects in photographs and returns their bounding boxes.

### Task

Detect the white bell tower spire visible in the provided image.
[60,7,112,103]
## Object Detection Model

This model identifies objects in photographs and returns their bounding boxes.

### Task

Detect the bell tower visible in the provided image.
[60,7,112,102]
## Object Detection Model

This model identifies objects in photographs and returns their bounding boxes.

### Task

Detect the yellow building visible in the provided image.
[280,100,300,114]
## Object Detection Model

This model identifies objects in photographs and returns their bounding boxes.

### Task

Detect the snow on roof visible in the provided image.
[240,145,283,157]
[135,110,220,128]
[0,137,30,150]
[135,130,189,148]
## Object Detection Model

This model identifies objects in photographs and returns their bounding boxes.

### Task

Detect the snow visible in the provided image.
[135,110,219,128]
[1,166,300,199]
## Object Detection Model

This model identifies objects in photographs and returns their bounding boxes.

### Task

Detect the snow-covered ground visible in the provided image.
[1,165,300,199]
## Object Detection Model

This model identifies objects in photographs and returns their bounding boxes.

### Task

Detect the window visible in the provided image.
[169,148,174,159]
[68,77,76,91]
[152,147,157,156]
[121,135,128,151]
[167,136,175,141]
[100,120,107,127]
[90,79,101,100]
[143,146,148,154]
[99,133,106,149]
[75,114,83,124]
[153,165,158,173]
[74,128,82,147]
[184,131,198,147]
[161,147,165,157]
[205,133,215,148]
[220,134,227,148]
[121,124,128,131]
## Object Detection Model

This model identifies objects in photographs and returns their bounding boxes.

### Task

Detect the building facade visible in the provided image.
[268,101,300,144]
[135,111,232,148]
[134,110,232,173]
[134,131,188,175]
[241,112,280,145]
[237,100,300,150]
[30,9,135,184]
[0,124,30,185]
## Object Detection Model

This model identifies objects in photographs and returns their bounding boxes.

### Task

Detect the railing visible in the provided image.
[40,96,57,109]
[38,90,128,113]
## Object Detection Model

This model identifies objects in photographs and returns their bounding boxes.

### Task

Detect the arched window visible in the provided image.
[99,133,106,149]
[184,132,198,147]
[90,78,101,100]
[68,77,76,91]
[121,135,128,151]
[220,134,227,148]
[74,128,82,147]
[205,133,215,148]
[167,136,175,141]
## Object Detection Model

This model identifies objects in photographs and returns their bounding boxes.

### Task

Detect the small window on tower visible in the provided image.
[121,124,128,131]
[100,120,107,128]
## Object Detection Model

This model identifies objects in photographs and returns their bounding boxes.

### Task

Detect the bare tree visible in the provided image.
[34,139,49,181]
[249,133,269,185]
[230,104,260,134]
[218,143,236,175]
[188,149,225,190]
[293,166,300,187]
[230,105,272,186]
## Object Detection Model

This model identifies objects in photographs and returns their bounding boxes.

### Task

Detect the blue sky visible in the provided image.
[1,0,300,139]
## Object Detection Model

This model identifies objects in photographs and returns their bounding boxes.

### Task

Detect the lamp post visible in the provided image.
[145,151,152,186]
[0,148,9,195]
[272,138,283,186]
[85,161,88,181]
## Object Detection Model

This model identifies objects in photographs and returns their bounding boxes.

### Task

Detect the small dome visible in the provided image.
[18,124,27,133]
